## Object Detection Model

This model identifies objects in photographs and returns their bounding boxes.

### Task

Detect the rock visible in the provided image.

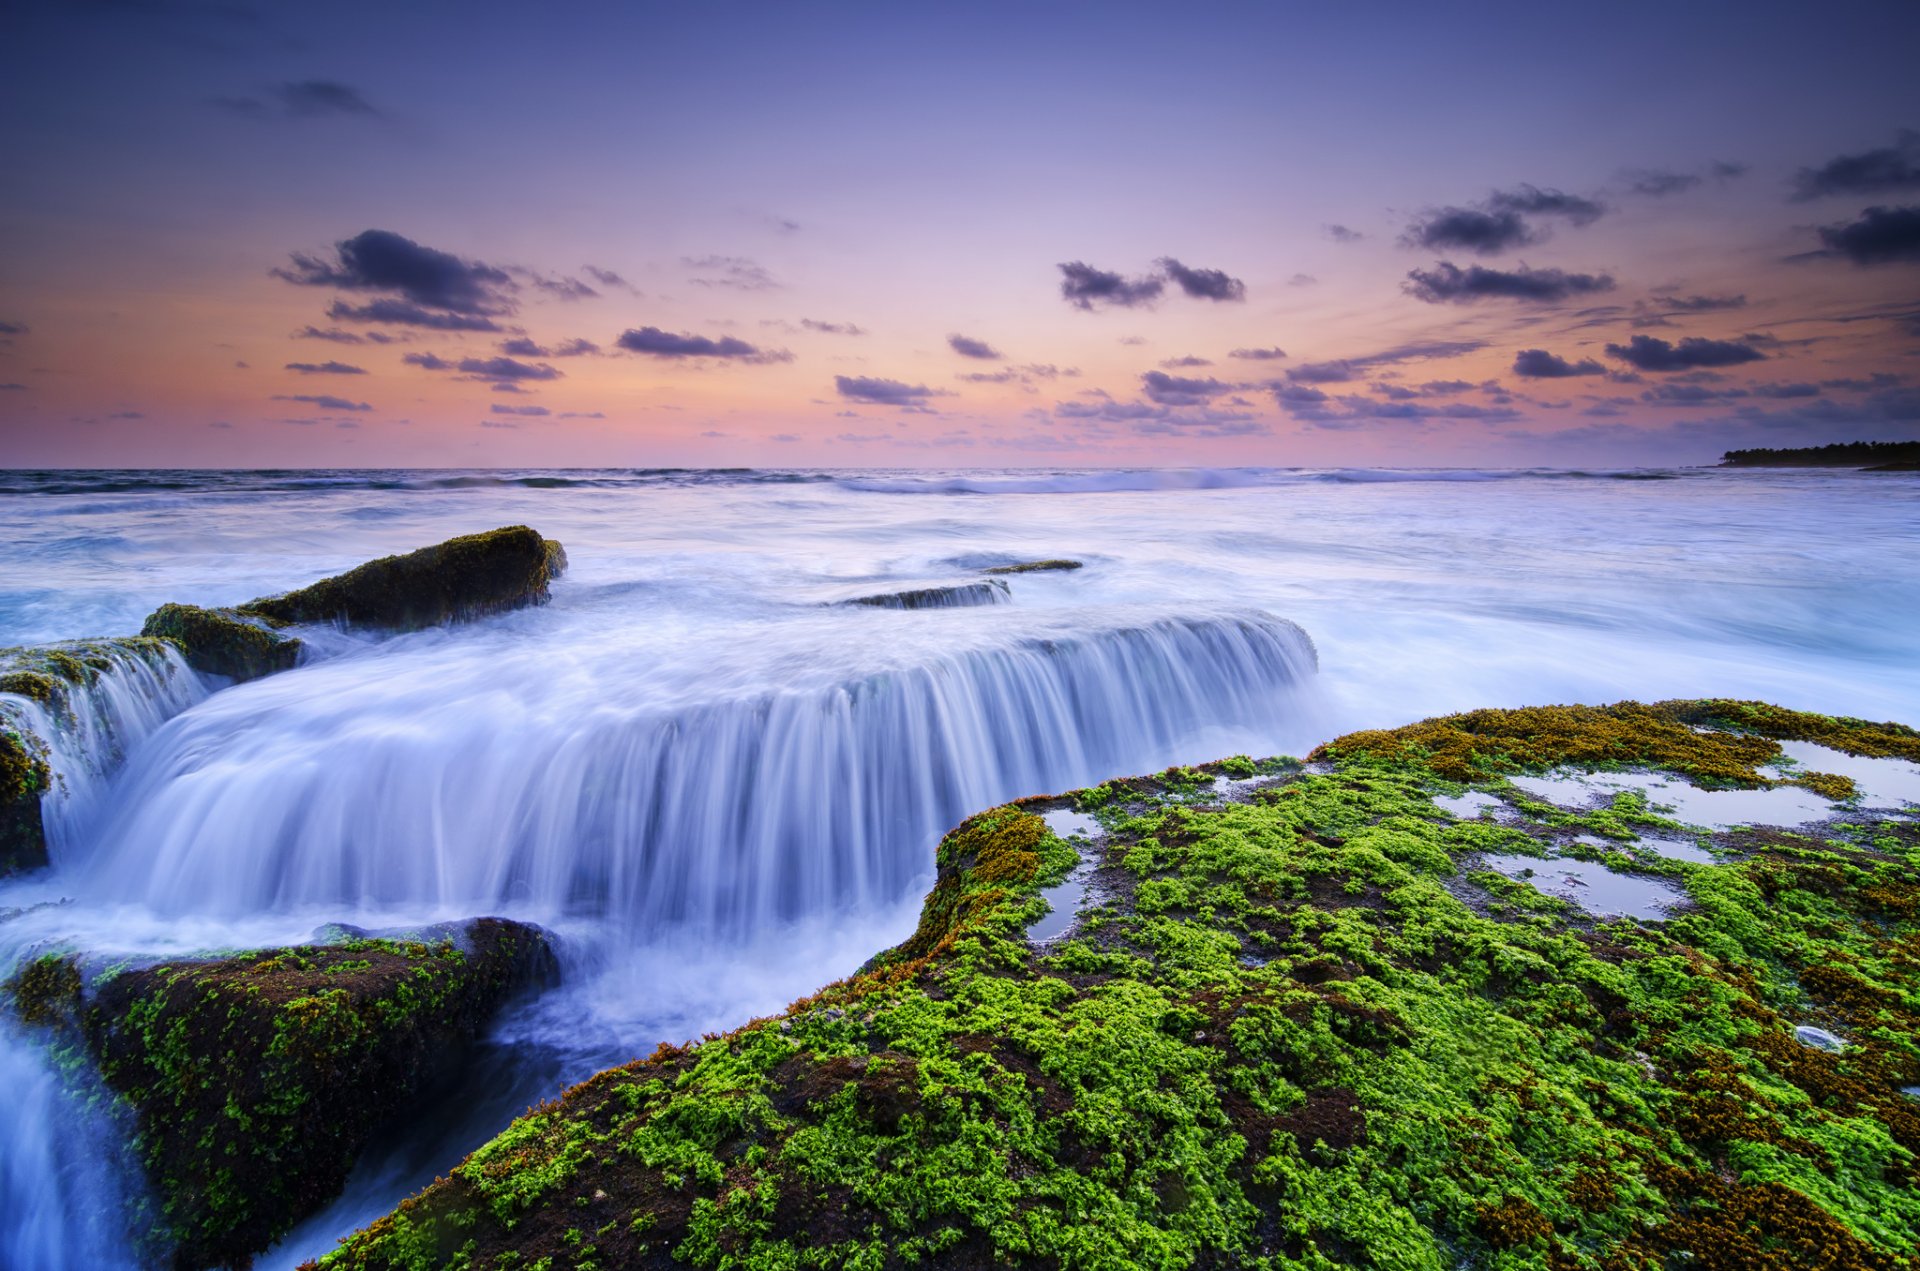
[0,722,49,877]
[140,603,303,682]
[543,537,569,578]
[5,917,555,1270]
[241,525,564,632]
[846,579,1010,609]
[982,558,1082,575]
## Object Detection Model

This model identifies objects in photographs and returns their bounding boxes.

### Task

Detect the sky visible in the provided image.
[1,0,1918,469]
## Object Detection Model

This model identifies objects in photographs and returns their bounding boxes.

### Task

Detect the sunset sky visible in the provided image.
[2,0,1917,468]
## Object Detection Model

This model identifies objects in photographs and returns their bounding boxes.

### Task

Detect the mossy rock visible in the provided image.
[140,603,304,682]
[242,525,565,632]
[846,579,1010,609]
[983,558,1083,575]
[0,726,51,874]
[317,699,1920,1271]
[6,918,556,1270]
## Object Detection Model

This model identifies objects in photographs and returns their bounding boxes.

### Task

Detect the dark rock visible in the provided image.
[982,558,1083,575]
[4,917,556,1270]
[846,579,1010,610]
[0,725,49,877]
[242,525,563,632]
[140,603,303,682]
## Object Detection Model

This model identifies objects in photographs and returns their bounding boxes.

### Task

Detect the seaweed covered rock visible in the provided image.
[4,918,556,1270]
[0,721,50,876]
[242,525,565,632]
[317,699,1920,1271]
[983,557,1082,575]
[140,603,303,682]
[846,579,1010,609]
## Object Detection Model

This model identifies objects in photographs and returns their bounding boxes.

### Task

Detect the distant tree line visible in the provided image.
[1721,440,1920,467]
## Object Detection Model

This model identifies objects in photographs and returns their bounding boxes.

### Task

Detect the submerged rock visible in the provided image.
[5,917,555,1270]
[846,579,1010,609]
[243,524,564,631]
[982,558,1082,575]
[140,603,303,682]
[319,698,1920,1270]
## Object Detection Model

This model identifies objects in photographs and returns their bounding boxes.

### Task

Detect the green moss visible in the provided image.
[315,700,1920,1270]
[242,525,563,632]
[12,919,555,1270]
[140,603,304,682]
[982,559,1083,575]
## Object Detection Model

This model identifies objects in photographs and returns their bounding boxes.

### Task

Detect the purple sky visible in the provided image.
[1,0,1917,467]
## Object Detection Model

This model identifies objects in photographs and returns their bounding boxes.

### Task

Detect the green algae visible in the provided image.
[5,919,555,1270]
[140,603,304,682]
[243,525,563,632]
[313,699,1920,1271]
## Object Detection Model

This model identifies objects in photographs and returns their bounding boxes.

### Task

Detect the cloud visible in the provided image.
[1604,334,1767,372]
[948,334,1003,360]
[615,327,791,361]
[1228,346,1286,361]
[684,255,778,290]
[454,356,562,382]
[1513,348,1605,378]
[271,393,371,411]
[582,265,640,294]
[1273,387,1522,429]
[0,383,25,391]
[1157,258,1247,302]
[800,318,866,336]
[214,80,379,119]
[1284,339,1486,384]
[499,338,547,356]
[521,273,597,301]
[552,338,600,357]
[402,352,452,371]
[558,411,606,419]
[1324,224,1363,243]
[1623,169,1700,198]
[1141,371,1230,406]
[1656,293,1748,313]
[1403,207,1536,254]
[1160,356,1213,368]
[0,321,27,343]
[1055,397,1265,436]
[1792,131,1920,201]
[1405,262,1616,304]
[276,229,513,316]
[293,325,396,345]
[283,360,366,375]
[326,299,503,331]
[1815,205,1920,265]
[835,375,947,406]
[1288,273,1318,288]
[1058,261,1165,310]
[1642,383,1750,406]
[1486,185,1606,225]
[491,404,551,416]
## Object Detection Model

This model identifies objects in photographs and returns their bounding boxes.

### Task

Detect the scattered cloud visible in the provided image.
[1622,169,1700,198]
[582,265,640,295]
[0,321,27,344]
[1229,346,1287,361]
[293,325,397,345]
[835,375,947,406]
[1513,348,1606,378]
[1288,273,1318,287]
[1604,334,1767,372]
[1815,205,1920,265]
[1405,262,1616,304]
[276,229,514,316]
[684,255,778,290]
[271,393,371,411]
[490,404,551,416]
[454,356,562,382]
[1324,224,1363,243]
[558,411,607,419]
[325,299,503,331]
[552,338,601,357]
[1791,131,1920,201]
[1284,339,1486,384]
[0,383,26,391]
[1487,185,1605,225]
[499,338,548,357]
[614,327,792,362]
[1141,371,1230,406]
[1403,207,1536,255]
[1058,261,1165,310]
[1160,355,1213,368]
[517,271,597,302]
[948,334,1003,360]
[402,352,452,371]
[213,80,379,119]
[800,319,866,336]
[283,360,365,375]
[1157,258,1247,302]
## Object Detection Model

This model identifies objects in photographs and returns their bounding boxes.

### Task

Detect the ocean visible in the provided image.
[1,464,1916,1266]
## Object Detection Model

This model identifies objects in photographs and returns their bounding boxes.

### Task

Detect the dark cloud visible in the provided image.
[582,266,639,294]
[1160,355,1213,368]
[0,321,27,339]
[1513,348,1605,378]
[1274,387,1521,429]
[283,360,365,375]
[1141,371,1229,406]
[522,273,597,302]
[499,338,547,357]
[490,404,551,416]
[1229,346,1286,361]
[1324,224,1363,243]
[552,338,601,357]
[684,255,778,291]
[1288,273,1318,287]
[1058,261,1165,310]
[1815,205,1920,265]
[948,334,1003,360]
[276,230,513,315]
[1604,334,1767,372]
[1287,360,1359,384]
[1405,262,1616,304]
[1487,185,1606,225]
[1792,131,1920,201]
[402,352,452,371]
[1403,207,1536,254]
[558,411,607,419]
[1623,169,1700,198]
[1284,339,1486,385]
[1658,293,1748,313]
[294,325,396,345]
[325,299,503,331]
[0,383,26,391]
[800,319,866,336]
[214,80,379,119]
[1642,383,1750,406]
[1157,258,1247,302]
[835,375,944,406]
[454,356,562,382]
[614,327,791,362]
[1753,382,1822,399]
[1055,397,1264,436]
[1712,162,1749,180]
[271,393,370,411]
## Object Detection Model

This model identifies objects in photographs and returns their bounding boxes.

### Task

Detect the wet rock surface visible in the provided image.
[845,579,1010,609]
[140,603,303,681]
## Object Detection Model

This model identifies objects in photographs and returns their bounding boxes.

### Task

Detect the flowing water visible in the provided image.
[1,464,1916,1266]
